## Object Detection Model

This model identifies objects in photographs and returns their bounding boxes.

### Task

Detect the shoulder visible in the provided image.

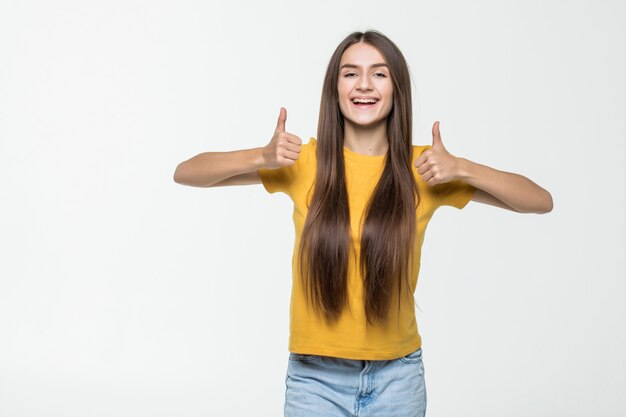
[303,137,317,164]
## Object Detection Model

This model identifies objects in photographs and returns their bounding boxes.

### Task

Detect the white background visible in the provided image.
[1,1,624,416]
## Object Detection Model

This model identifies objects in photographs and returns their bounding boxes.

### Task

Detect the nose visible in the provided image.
[356,76,374,91]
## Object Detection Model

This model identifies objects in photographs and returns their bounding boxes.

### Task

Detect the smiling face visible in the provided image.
[337,42,394,128]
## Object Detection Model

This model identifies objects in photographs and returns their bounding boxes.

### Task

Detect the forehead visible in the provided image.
[339,43,387,69]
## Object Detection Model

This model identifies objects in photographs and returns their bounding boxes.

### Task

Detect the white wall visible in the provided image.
[0,0,623,416]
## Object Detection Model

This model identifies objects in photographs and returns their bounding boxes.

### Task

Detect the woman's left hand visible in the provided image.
[414,121,464,186]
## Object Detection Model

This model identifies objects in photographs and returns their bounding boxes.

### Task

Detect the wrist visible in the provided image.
[253,146,268,169]
[456,157,473,181]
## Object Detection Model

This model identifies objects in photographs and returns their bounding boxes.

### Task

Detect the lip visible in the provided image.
[351,99,380,109]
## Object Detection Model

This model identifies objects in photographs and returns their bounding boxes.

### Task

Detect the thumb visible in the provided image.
[432,120,444,149]
[275,107,287,133]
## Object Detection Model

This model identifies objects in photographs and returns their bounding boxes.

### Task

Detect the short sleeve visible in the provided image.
[432,179,477,210]
[257,138,311,195]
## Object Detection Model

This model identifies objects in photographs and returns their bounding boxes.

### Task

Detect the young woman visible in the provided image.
[174,30,553,417]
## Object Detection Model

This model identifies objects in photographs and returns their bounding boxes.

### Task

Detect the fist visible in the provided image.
[262,107,303,169]
[414,121,462,186]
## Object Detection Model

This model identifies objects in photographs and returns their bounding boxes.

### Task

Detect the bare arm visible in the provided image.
[173,147,265,187]
[470,187,521,212]
[417,121,553,214]
[459,157,553,214]
[173,107,302,188]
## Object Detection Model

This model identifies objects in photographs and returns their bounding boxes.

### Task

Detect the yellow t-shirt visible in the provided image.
[257,137,476,360]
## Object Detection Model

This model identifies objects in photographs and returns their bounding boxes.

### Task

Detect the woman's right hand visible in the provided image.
[262,107,303,169]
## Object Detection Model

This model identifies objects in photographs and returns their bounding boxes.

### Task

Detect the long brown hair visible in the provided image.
[298,30,421,328]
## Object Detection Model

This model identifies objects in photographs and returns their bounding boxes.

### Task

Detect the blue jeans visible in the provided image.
[284,347,427,417]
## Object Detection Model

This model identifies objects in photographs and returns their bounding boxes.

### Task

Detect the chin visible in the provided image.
[347,116,386,127]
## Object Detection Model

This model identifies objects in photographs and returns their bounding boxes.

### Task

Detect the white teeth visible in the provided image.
[352,98,378,104]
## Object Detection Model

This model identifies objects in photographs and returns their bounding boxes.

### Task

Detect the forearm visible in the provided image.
[173,147,266,187]
[457,157,553,214]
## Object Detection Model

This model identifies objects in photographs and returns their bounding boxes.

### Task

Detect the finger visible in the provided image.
[415,156,430,171]
[420,169,435,184]
[283,146,301,158]
[415,154,433,175]
[279,136,302,158]
[281,134,303,153]
[414,154,427,167]
[416,163,431,176]
[275,107,287,133]
[284,133,303,147]
[422,166,441,184]
[431,121,443,149]
[414,147,431,167]
[277,148,300,164]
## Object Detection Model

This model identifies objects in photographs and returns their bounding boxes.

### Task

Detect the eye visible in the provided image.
[344,72,387,78]
[343,72,387,78]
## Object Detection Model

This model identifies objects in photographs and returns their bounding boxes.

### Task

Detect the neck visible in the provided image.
[343,119,389,156]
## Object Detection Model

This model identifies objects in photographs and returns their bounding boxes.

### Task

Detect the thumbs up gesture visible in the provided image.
[262,107,303,169]
[414,121,463,186]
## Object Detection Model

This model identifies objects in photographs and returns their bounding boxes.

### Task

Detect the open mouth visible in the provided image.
[351,98,379,108]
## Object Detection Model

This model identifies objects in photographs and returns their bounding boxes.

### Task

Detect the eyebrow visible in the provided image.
[340,63,389,70]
